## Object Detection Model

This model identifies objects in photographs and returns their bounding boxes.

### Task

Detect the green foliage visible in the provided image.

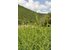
[18,25,51,50]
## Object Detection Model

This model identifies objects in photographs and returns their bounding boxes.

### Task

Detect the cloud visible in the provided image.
[18,0,51,14]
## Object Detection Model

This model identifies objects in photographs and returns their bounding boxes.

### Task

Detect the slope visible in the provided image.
[18,5,51,26]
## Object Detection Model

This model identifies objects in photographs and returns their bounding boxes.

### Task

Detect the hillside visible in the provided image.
[18,5,51,26]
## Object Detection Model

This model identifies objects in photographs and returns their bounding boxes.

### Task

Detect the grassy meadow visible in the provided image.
[18,5,51,50]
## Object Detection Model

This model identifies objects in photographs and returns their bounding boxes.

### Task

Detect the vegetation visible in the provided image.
[18,25,51,50]
[18,5,51,26]
[18,5,51,50]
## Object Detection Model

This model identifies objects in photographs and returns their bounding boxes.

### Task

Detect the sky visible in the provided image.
[18,0,51,14]
[34,0,51,4]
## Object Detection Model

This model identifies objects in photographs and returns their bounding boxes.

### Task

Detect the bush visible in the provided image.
[18,19,23,25]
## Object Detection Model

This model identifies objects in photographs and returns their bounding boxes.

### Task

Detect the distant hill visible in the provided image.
[18,5,51,26]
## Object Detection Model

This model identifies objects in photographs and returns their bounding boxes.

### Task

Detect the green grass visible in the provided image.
[18,4,51,50]
[18,25,51,50]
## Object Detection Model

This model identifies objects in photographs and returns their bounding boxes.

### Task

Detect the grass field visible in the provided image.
[18,4,51,50]
[18,25,51,50]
